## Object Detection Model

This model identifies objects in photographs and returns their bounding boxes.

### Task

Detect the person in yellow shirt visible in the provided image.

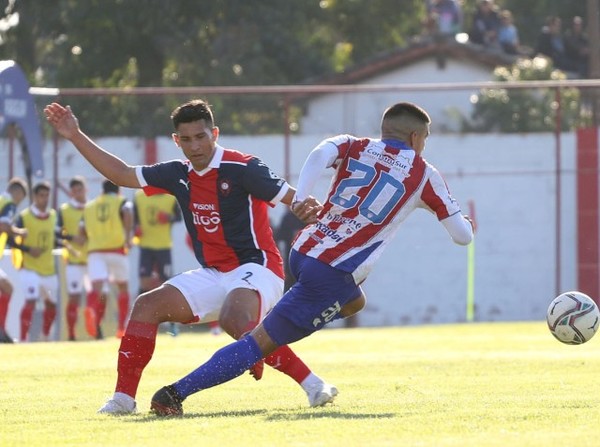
[13,181,60,342]
[133,190,184,336]
[82,179,133,339]
[0,177,28,343]
[57,176,88,341]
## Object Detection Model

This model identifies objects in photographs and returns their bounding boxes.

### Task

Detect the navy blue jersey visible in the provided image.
[136,146,288,277]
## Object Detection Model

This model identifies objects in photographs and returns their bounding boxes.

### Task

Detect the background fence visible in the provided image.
[2,80,600,338]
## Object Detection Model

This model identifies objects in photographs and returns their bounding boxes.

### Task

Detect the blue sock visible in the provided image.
[173,336,263,399]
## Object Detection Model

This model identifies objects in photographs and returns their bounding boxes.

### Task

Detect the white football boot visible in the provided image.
[97,392,137,415]
[306,382,339,407]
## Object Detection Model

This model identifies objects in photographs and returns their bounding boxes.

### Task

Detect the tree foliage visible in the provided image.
[0,0,593,135]
[466,57,590,132]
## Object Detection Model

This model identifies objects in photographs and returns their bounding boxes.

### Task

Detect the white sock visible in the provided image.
[113,391,135,407]
[300,372,323,391]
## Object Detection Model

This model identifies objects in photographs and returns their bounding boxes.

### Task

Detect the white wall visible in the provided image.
[0,131,580,336]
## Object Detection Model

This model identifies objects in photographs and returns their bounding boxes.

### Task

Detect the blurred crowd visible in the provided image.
[424,0,590,78]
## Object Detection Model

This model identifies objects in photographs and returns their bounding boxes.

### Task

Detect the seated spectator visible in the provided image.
[564,16,589,78]
[535,16,573,72]
[426,0,463,38]
[497,10,519,55]
[469,0,500,47]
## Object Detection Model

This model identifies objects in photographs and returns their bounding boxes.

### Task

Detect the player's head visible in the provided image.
[381,102,431,154]
[69,175,87,203]
[7,177,28,205]
[32,180,51,211]
[170,99,219,171]
[102,179,119,194]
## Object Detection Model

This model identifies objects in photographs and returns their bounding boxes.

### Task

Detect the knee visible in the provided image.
[341,293,366,318]
[0,279,13,296]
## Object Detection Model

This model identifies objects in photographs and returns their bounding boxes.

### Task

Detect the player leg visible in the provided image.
[107,253,131,339]
[65,264,85,341]
[151,258,362,416]
[18,269,40,342]
[218,264,338,406]
[0,272,14,343]
[86,253,109,339]
[40,275,59,341]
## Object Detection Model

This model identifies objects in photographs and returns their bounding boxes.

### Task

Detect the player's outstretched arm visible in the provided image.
[44,102,140,188]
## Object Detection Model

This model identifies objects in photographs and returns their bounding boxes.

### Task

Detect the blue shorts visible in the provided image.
[263,250,361,345]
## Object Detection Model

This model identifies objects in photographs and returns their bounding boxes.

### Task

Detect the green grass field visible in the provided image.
[2,322,600,447]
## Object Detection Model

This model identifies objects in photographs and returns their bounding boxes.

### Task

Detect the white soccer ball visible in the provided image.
[547,291,600,345]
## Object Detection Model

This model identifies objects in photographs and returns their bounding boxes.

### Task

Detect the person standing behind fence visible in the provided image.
[133,189,182,335]
[83,179,133,340]
[57,176,89,341]
[0,177,28,343]
[13,181,60,342]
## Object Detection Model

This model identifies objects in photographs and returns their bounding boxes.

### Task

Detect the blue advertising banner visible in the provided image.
[0,60,44,178]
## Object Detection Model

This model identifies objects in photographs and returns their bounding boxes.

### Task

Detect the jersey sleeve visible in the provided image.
[136,160,185,195]
[242,157,289,205]
[420,167,461,220]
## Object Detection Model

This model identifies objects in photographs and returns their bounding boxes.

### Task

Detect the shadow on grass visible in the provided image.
[124,408,395,422]
[265,411,396,421]
[126,408,268,422]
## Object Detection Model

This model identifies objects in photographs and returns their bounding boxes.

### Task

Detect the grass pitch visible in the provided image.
[1,322,600,447]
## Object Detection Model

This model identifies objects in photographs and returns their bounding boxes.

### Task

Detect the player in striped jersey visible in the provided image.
[145,102,474,416]
[44,99,337,415]
[0,177,28,343]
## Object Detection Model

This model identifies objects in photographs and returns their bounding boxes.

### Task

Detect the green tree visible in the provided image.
[466,57,589,132]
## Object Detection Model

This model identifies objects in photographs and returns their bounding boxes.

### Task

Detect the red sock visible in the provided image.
[0,292,11,330]
[66,301,78,339]
[42,304,57,337]
[117,292,130,331]
[96,295,107,323]
[87,291,98,315]
[115,320,158,398]
[20,301,35,341]
[265,345,311,384]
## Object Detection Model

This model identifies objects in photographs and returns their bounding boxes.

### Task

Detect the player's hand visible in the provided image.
[10,226,27,237]
[463,215,476,233]
[71,234,86,246]
[156,211,171,224]
[28,247,43,258]
[291,196,323,224]
[43,103,80,140]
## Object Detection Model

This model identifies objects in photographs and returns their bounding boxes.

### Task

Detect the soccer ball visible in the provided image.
[547,291,600,345]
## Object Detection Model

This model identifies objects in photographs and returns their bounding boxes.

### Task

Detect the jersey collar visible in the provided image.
[192,144,224,176]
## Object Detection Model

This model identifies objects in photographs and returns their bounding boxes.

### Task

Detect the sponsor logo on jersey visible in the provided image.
[364,146,412,177]
[192,210,221,233]
[314,221,344,242]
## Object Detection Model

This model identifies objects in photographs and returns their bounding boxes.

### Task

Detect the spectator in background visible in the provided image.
[497,10,519,55]
[82,179,134,340]
[564,16,589,78]
[425,0,463,39]
[13,181,59,342]
[133,189,183,336]
[535,16,572,72]
[57,176,89,341]
[469,0,500,47]
[0,177,27,343]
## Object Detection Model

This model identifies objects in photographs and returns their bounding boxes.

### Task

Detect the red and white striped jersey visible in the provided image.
[292,134,461,284]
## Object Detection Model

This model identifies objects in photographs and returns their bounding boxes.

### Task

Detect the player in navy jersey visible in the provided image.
[44,99,337,415]
[144,101,474,416]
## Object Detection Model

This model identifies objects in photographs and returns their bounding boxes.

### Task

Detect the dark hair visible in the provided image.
[170,99,214,130]
[32,180,51,195]
[102,179,119,194]
[69,175,86,189]
[7,177,28,195]
[383,102,431,124]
